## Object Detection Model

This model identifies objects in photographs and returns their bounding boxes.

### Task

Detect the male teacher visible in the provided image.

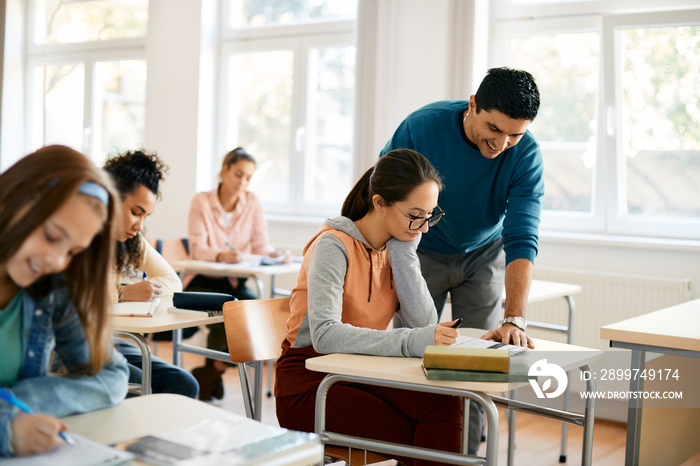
[380,67,544,453]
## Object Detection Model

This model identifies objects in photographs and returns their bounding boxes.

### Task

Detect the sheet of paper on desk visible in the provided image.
[126,418,317,465]
[453,335,527,354]
[1,433,134,465]
[109,298,160,317]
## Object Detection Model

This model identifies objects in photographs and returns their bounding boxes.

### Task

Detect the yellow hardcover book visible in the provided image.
[423,346,510,373]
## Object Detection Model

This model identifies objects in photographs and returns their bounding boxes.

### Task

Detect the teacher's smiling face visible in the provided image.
[463,95,531,160]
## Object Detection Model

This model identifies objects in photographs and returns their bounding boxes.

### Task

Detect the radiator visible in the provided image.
[527,267,692,350]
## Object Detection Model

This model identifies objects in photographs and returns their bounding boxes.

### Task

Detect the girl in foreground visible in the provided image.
[275,149,462,464]
[0,146,129,457]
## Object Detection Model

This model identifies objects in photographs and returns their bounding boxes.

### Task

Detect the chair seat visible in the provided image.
[324,445,395,465]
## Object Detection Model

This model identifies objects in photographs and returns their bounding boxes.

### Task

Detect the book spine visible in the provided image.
[423,353,509,372]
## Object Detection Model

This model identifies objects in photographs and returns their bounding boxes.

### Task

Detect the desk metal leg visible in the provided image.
[581,364,596,466]
[507,390,516,466]
[114,331,152,395]
[315,374,499,465]
[172,328,183,367]
[625,349,645,466]
[560,295,576,462]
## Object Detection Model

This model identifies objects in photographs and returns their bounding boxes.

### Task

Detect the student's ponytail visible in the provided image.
[341,166,374,221]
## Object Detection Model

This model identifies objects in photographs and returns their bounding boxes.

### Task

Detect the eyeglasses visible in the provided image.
[390,203,445,230]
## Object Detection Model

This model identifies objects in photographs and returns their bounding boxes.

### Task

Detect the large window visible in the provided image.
[26,0,148,165]
[490,1,700,240]
[219,0,357,217]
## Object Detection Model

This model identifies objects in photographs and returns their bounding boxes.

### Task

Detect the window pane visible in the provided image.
[620,25,700,218]
[33,63,85,151]
[94,60,147,162]
[34,0,148,45]
[304,45,355,206]
[510,32,599,212]
[230,0,357,28]
[226,50,294,204]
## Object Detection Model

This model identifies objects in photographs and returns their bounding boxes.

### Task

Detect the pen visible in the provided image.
[451,317,463,329]
[225,241,237,252]
[142,272,148,281]
[0,388,76,446]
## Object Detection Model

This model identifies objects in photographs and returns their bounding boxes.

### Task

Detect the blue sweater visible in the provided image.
[380,100,544,264]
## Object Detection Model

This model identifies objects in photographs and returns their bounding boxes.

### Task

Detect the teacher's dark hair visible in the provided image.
[342,149,442,221]
[475,67,540,121]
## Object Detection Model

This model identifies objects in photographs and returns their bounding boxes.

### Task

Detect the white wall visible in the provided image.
[144,0,204,240]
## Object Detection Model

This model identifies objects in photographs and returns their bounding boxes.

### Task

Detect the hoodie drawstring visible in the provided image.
[366,247,373,302]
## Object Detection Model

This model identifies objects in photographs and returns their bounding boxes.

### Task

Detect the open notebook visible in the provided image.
[109,299,160,317]
[2,433,133,465]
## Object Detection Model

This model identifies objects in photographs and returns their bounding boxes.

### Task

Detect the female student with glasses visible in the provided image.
[275,149,462,464]
[0,146,129,457]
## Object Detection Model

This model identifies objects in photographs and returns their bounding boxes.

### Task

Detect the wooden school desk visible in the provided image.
[61,394,324,465]
[172,259,302,299]
[307,328,602,466]
[111,298,226,396]
[600,298,700,466]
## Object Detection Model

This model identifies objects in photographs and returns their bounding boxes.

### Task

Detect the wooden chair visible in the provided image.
[222,297,291,420]
[151,237,190,273]
[222,298,394,465]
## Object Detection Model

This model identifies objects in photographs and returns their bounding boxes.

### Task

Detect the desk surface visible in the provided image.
[61,394,323,465]
[600,298,700,352]
[173,259,301,277]
[307,328,602,393]
[110,298,222,333]
[514,279,581,303]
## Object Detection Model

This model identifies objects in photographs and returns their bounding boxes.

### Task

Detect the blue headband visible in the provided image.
[78,181,109,206]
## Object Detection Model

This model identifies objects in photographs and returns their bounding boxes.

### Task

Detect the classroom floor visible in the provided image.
[150,335,700,466]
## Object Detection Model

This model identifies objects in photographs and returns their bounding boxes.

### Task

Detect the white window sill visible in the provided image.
[540,230,700,252]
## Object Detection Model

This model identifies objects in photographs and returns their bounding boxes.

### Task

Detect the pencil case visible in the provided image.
[173,291,236,311]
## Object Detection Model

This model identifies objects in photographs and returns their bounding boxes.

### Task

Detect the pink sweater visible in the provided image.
[184,187,274,288]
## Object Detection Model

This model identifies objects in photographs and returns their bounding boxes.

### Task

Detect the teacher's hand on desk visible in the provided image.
[482,324,534,349]
[434,320,460,346]
[121,281,163,302]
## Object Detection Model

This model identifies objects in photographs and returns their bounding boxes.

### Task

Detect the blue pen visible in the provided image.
[0,387,76,446]
[142,272,148,281]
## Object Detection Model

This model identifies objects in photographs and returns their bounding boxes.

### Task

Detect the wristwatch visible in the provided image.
[502,316,527,331]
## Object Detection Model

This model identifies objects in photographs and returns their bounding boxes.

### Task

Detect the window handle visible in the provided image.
[295,127,306,153]
[606,107,615,136]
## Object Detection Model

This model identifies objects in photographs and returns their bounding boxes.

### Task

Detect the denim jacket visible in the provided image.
[0,278,129,457]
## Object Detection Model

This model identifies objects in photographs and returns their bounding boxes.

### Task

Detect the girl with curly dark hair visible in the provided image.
[104,150,198,398]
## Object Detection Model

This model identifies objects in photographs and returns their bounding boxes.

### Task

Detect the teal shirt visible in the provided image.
[0,292,23,386]
[380,100,544,264]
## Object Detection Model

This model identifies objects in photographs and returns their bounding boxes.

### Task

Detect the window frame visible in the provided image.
[24,0,148,165]
[489,1,700,240]
[216,0,357,217]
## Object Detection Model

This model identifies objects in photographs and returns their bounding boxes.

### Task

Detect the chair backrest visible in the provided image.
[150,238,189,274]
[223,297,291,364]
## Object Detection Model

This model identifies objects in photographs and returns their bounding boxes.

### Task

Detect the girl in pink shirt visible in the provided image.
[186,147,290,400]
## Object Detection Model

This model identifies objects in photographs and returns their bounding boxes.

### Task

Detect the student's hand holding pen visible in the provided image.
[270,249,293,264]
[11,413,69,456]
[217,242,243,264]
[434,318,462,346]
[119,274,163,301]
